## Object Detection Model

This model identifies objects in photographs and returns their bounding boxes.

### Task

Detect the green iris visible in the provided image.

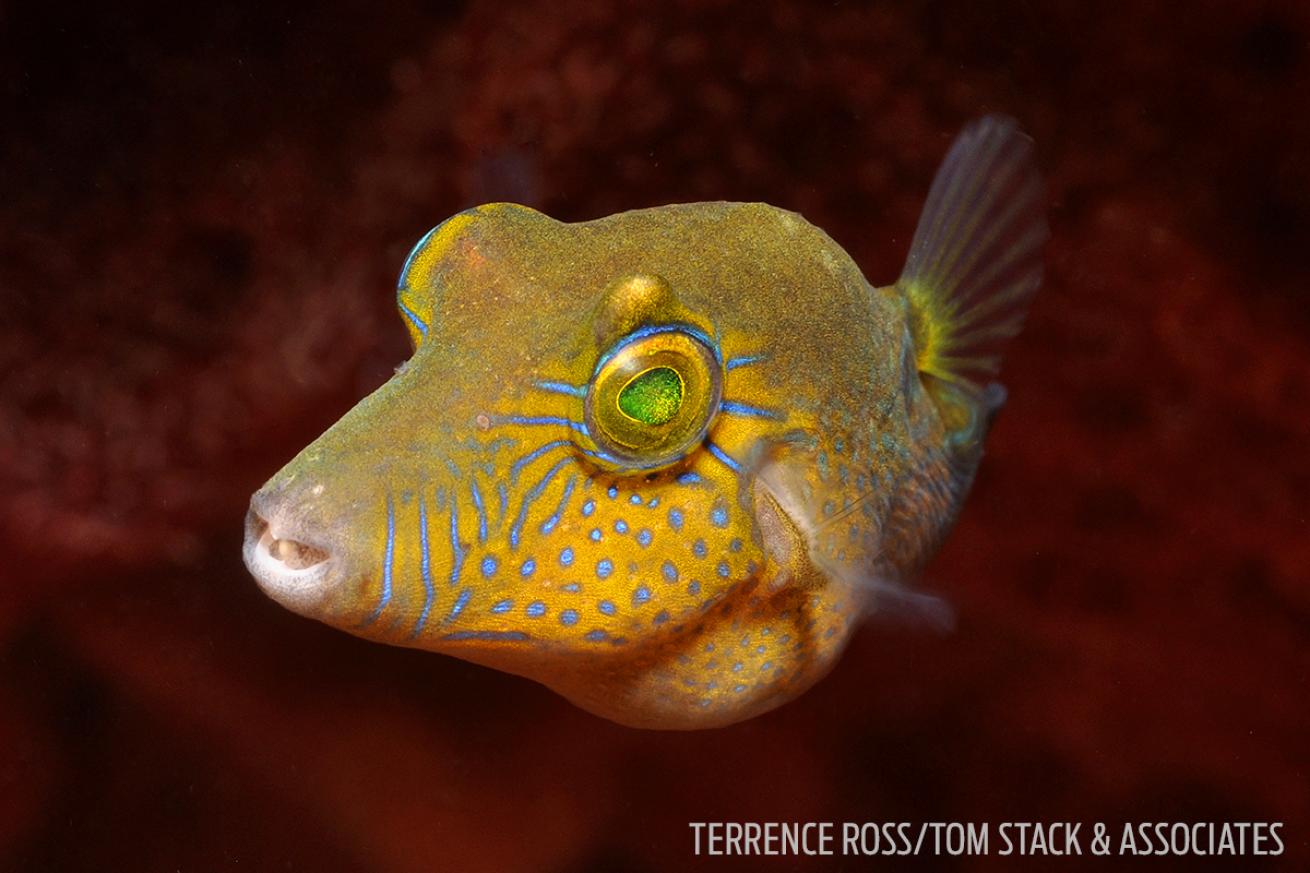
[617,366,684,425]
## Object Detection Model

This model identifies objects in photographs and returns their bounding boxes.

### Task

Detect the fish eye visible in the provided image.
[585,326,722,469]
[618,366,683,425]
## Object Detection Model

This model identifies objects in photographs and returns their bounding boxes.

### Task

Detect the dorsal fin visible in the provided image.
[895,115,1048,388]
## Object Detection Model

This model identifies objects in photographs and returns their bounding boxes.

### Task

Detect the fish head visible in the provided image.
[243,201,897,696]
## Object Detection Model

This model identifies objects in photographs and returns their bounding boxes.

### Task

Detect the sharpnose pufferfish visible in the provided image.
[243,116,1047,729]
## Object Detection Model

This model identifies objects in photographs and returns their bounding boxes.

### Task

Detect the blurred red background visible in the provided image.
[1,1,1307,870]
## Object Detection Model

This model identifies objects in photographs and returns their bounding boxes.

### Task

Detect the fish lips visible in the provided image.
[242,486,348,618]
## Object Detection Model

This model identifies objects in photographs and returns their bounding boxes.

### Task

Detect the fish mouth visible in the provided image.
[242,497,338,616]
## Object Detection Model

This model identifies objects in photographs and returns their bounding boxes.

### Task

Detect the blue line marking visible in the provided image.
[362,495,396,626]
[448,499,466,587]
[446,587,472,622]
[676,471,703,485]
[441,630,529,642]
[397,223,441,286]
[397,298,429,338]
[595,323,722,372]
[509,440,570,482]
[533,380,587,397]
[411,495,435,636]
[726,354,764,370]
[491,599,513,614]
[539,474,577,534]
[470,479,488,543]
[577,445,625,467]
[493,415,588,436]
[721,400,784,420]
[705,440,741,473]
[495,481,508,529]
[510,457,571,549]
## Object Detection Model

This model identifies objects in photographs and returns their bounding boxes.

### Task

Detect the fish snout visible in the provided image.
[242,480,344,617]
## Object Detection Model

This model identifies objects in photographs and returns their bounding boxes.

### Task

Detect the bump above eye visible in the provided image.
[585,326,721,470]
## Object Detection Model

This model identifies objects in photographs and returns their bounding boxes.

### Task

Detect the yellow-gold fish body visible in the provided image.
[243,116,1047,729]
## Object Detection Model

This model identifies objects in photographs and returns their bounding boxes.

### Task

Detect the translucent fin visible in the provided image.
[742,436,955,632]
[817,558,957,634]
[896,115,1048,386]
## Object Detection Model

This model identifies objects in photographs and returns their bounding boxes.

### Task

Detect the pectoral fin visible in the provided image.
[741,437,955,631]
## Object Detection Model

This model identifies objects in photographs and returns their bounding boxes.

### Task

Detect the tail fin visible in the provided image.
[896,115,1048,388]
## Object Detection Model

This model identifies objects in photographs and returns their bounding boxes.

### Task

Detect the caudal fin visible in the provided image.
[896,115,1048,388]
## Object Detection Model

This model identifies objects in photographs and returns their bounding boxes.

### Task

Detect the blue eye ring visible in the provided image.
[584,325,722,471]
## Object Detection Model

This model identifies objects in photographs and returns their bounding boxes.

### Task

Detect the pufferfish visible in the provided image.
[243,116,1047,729]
